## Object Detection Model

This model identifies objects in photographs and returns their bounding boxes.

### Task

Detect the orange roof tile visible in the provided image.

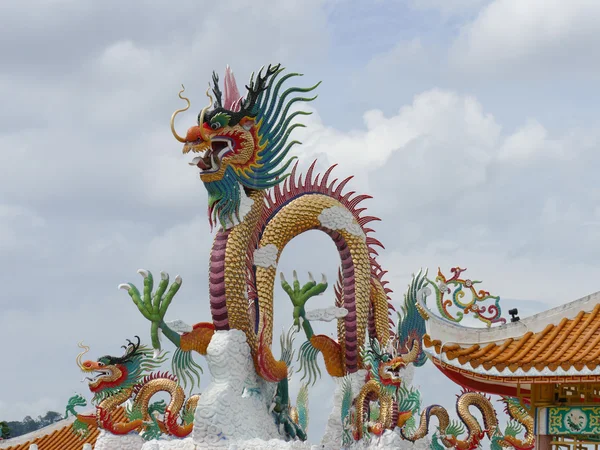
[424,302,600,375]
[1,409,126,450]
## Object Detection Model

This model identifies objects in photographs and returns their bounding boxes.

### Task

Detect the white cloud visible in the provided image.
[410,0,489,15]
[450,0,600,74]
[2,1,600,447]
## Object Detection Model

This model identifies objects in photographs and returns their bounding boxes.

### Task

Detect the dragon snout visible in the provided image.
[185,125,203,143]
[81,360,100,371]
[390,358,406,371]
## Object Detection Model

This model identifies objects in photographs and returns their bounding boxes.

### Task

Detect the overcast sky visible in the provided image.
[2,0,600,448]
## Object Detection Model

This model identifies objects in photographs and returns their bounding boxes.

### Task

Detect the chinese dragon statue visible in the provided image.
[66,337,200,440]
[118,63,424,441]
[402,391,534,450]
[86,62,536,448]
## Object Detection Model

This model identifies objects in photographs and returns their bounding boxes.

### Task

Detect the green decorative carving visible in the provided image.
[548,406,600,435]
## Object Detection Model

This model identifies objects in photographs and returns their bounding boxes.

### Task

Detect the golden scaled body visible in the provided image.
[497,400,535,449]
[224,189,264,351]
[80,379,199,437]
[410,405,450,442]
[370,278,391,345]
[405,392,499,449]
[353,380,395,441]
[254,194,371,367]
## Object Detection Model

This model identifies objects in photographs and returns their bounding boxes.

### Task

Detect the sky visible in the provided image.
[1,0,600,447]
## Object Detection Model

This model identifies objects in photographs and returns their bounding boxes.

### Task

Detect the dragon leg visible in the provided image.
[309,335,345,377]
[179,322,216,355]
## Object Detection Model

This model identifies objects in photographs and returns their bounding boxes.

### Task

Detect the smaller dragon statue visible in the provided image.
[349,337,421,441]
[402,390,535,449]
[402,389,499,449]
[491,397,535,450]
[67,337,200,440]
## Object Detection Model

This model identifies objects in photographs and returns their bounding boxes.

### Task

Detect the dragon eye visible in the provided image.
[98,362,105,367]
[211,122,221,130]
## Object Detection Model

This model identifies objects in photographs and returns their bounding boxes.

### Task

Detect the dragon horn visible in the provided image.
[198,86,214,142]
[402,339,420,364]
[76,341,90,370]
[170,84,190,143]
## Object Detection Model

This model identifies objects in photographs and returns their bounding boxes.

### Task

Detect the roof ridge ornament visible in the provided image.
[417,266,507,328]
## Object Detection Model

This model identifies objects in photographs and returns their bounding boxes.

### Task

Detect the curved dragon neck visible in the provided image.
[209,189,264,351]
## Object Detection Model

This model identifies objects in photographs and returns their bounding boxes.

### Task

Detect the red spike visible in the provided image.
[305,160,317,185]
[366,237,385,249]
[333,176,353,196]
[358,216,381,226]
[327,178,339,195]
[349,194,372,209]
[320,164,337,188]
[340,191,356,204]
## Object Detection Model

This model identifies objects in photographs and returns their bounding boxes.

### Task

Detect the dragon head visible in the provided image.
[76,337,166,402]
[363,338,420,387]
[170,64,320,229]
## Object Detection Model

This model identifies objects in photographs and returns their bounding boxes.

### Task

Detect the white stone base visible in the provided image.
[348,429,431,449]
[94,430,145,450]
[192,330,282,445]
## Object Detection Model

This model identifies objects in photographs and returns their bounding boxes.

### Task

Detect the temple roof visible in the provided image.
[0,409,125,450]
[419,289,600,384]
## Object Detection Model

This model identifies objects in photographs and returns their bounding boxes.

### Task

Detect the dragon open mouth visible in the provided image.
[381,360,405,383]
[188,138,234,174]
[83,369,111,384]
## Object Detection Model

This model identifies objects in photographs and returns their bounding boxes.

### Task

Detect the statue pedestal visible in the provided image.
[191,330,281,446]
[321,369,367,449]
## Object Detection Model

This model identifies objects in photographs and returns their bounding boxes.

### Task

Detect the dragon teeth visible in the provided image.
[189,156,203,166]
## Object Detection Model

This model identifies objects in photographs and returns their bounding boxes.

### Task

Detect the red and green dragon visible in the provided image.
[66,337,199,440]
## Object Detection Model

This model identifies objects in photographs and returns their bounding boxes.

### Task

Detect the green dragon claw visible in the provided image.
[65,393,87,419]
[280,271,327,339]
[120,269,182,351]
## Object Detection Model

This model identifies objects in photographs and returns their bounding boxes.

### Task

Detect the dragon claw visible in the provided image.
[160,271,169,280]
[293,270,298,282]
[118,283,131,291]
[175,275,182,284]
[280,272,286,283]
[308,272,314,283]
[321,273,327,284]
[137,269,149,278]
